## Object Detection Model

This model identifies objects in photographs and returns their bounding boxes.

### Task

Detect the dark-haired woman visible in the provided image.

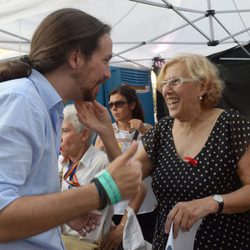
[96,85,157,248]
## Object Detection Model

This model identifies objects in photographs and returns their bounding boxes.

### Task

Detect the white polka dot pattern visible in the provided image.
[142,109,250,250]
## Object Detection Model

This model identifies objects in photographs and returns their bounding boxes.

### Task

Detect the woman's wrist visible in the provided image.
[208,196,220,214]
[98,124,114,138]
[138,125,148,134]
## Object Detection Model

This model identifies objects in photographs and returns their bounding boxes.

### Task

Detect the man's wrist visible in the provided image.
[95,169,121,204]
[91,169,122,209]
[91,178,108,209]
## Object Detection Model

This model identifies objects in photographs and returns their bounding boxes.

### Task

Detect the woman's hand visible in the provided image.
[165,197,217,239]
[129,119,151,134]
[75,101,113,136]
[101,223,124,250]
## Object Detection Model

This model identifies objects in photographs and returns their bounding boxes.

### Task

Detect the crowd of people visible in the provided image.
[0,6,249,250]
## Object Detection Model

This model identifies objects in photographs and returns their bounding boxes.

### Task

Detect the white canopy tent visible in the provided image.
[0,0,250,69]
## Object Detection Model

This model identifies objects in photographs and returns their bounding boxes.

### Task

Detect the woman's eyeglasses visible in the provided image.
[160,77,197,88]
[108,100,127,109]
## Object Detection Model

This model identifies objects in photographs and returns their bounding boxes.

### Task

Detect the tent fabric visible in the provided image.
[209,43,250,119]
[1,0,249,119]
[0,0,250,69]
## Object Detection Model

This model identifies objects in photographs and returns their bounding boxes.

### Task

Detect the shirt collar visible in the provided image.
[28,69,63,111]
[79,145,95,167]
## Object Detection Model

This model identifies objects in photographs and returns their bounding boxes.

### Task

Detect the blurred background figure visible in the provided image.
[59,104,111,248]
[95,85,157,244]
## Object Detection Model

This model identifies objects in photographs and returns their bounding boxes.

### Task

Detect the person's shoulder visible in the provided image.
[0,77,44,109]
[0,77,34,95]
[143,122,153,128]
[219,109,250,129]
[223,109,249,122]
[156,115,172,127]
[87,146,109,163]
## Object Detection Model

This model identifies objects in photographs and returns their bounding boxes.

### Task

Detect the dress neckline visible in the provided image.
[170,109,226,164]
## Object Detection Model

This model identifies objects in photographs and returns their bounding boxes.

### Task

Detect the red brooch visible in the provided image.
[184,156,198,167]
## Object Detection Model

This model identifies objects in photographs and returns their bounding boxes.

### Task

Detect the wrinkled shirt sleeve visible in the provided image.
[0,93,45,211]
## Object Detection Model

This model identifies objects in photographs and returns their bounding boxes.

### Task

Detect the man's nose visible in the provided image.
[104,66,111,79]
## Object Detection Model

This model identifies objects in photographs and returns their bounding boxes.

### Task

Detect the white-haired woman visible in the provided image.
[59,104,109,246]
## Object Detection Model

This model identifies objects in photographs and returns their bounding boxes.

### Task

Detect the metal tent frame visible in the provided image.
[111,0,250,68]
[0,0,250,68]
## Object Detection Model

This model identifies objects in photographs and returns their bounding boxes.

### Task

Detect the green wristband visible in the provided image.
[95,169,121,204]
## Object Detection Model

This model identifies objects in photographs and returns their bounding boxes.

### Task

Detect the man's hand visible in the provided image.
[66,210,102,236]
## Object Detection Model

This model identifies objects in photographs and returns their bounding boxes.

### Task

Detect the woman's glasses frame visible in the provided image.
[160,76,197,88]
[108,100,128,109]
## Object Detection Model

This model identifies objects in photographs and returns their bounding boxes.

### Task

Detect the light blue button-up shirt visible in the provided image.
[0,70,65,249]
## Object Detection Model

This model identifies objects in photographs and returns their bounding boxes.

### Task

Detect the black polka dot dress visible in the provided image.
[142,110,250,250]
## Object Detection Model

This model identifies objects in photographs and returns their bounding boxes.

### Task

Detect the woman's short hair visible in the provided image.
[157,53,224,108]
[109,84,145,122]
[63,104,86,134]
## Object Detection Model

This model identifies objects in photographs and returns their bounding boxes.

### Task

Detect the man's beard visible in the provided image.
[82,88,97,102]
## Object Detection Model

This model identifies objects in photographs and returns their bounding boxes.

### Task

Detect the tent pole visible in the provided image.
[113,41,247,45]
[115,15,206,56]
[129,0,204,14]
[215,9,250,14]
[207,0,215,41]
[112,53,151,69]
[219,58,250,61]
[219,27,250,43]
[161,0,211,42]
[214,16,250,57]
[0,29,30,42]
[0,41,29,44]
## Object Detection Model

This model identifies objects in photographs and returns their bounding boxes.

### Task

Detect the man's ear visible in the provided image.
[67,49,83,69]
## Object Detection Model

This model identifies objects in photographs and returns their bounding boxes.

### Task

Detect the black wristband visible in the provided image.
[91,178,109,210]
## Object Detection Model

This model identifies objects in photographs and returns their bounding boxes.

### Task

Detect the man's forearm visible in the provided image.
[0,183,100,242]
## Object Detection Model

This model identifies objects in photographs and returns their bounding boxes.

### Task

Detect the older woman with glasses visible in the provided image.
[76,53,250,250]
[95,85,157,248]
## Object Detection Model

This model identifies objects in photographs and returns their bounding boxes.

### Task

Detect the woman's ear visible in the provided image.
[81,128,91,143]
[129,102,136,111]
[198,78,210,97]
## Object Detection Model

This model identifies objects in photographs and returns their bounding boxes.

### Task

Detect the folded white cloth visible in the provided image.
[122,206,152,250]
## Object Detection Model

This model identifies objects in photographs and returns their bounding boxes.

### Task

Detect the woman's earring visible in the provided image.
[198,96,203,101]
